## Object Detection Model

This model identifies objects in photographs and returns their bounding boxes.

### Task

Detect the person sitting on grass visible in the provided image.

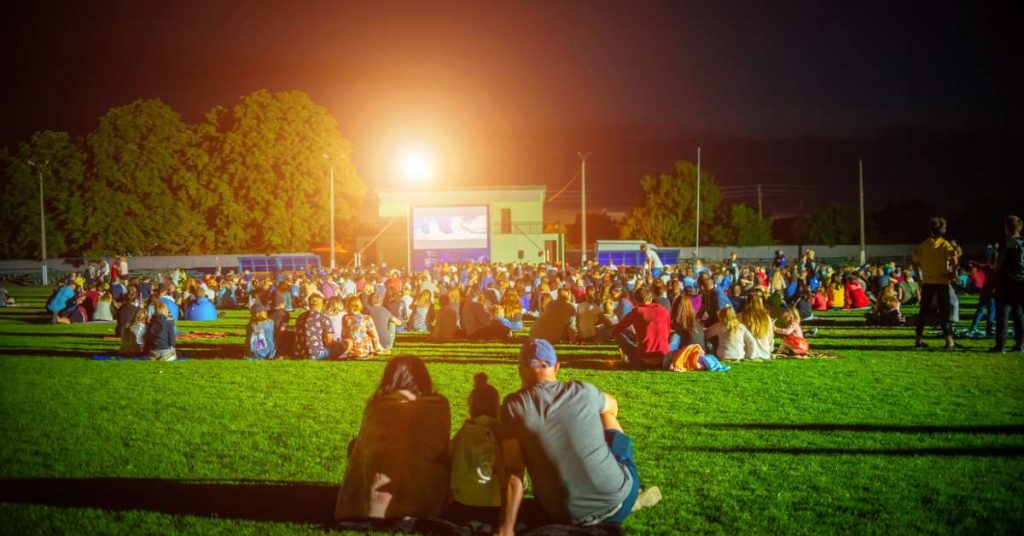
[119,308,148,357]
[496,339,660,535]
[498,290,525,332]
[93,290,115,322]
[706,306,758,362]
[865,287,905,326]
[611,287,678,367]
[46,280,77,324]
[444,372,504,526]
[324,296,346,340]
[529,287,577,344]
[461,288,512,341]
[739,291,774,360]
[575,286,603,342]
[774,307,809,356]
[336,355,451,519]
[588,300,619,343]
[671,288,706,352]
[245,303,277,360]
[366,292,403,351]
[145,301,177,361]
[340,295,383,359]
[407,290,434,333]
[826,274,846,310]
[296,294,341,360]
[844,275,872,310]
[431,288,462,341]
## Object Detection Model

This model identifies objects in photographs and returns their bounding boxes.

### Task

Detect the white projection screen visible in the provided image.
[409,205,490,269]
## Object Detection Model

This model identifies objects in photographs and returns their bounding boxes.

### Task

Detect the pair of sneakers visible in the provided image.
[989,344,1024,353]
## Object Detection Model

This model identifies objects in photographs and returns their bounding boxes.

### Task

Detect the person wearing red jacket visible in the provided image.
[844,276,872,309]
[611,287,680,368]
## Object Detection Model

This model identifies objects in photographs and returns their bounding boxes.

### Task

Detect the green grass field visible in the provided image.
[1,286,1022,535]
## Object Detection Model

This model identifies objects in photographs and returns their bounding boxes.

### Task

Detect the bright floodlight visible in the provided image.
[399,150,433,184]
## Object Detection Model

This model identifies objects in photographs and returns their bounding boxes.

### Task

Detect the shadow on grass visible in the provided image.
[0,477,620,535]
[681,446,1024,457]
[0,478,337,524]
[681,423,1024,435]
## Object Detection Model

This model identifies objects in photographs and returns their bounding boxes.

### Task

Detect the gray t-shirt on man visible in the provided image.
[500,380,633,525]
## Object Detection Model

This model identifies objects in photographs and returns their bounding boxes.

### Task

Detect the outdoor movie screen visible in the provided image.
[410,205,490,268]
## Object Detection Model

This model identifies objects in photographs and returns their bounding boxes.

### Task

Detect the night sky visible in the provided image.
[3,0,1016,221]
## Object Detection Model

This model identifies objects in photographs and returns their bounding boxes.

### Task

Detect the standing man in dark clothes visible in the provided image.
[992,215,1024,353]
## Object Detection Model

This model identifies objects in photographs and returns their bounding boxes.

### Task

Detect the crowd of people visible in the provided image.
[38,214,1024,362]
[23,214,1024,531]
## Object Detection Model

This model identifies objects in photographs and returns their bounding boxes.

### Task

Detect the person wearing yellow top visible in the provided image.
[912,217,961,350]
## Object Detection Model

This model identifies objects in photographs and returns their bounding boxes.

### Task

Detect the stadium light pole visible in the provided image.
[323,153,336,270]
[577,151,590,264]
[27,159,49,286]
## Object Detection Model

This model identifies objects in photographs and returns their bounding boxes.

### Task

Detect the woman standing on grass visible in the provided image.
[336,355,451,519]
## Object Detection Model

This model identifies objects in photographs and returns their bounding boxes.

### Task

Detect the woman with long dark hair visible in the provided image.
[336,356,451,519]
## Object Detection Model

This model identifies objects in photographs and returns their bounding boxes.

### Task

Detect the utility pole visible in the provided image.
[757,183,763,219]
[858,158,866,266]
[577,151,590,264]
[28,160,49,286]
[695,146,701,259]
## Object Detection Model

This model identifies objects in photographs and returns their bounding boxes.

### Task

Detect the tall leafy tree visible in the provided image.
[0,131,88,258]
[197,90,363,252]
[806,203,858,246]
[729,203,774,246]
[620,160,722,246]
[87,99,198,254]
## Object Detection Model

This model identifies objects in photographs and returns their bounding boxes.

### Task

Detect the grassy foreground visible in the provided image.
[1,287,1023,535]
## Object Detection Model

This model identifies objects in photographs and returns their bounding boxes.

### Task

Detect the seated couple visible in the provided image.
[335,342,661,532]
[295,294,384,360]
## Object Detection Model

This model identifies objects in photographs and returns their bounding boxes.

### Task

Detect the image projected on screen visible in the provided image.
[411,206,489,250]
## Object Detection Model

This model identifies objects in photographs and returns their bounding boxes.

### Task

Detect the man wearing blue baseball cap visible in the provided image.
[495,339,660,534]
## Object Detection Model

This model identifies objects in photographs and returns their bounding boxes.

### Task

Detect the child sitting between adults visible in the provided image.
[444,372,504,526]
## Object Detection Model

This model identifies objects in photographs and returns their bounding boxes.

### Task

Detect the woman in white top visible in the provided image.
[325,296,346,339]
[740,292,775,360]
[706,306,757,361]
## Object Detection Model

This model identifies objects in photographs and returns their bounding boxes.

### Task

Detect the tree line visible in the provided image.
[0,90,364,259]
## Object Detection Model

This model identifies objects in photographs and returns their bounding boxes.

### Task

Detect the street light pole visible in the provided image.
[324,154,337,270]
[577,151,590,265]
[695,146,701,259]
[28,160,49,286]
[329,163,336,270]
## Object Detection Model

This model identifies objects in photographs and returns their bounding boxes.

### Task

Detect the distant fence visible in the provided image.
[573,242,987,267]
[0,253,320,284]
